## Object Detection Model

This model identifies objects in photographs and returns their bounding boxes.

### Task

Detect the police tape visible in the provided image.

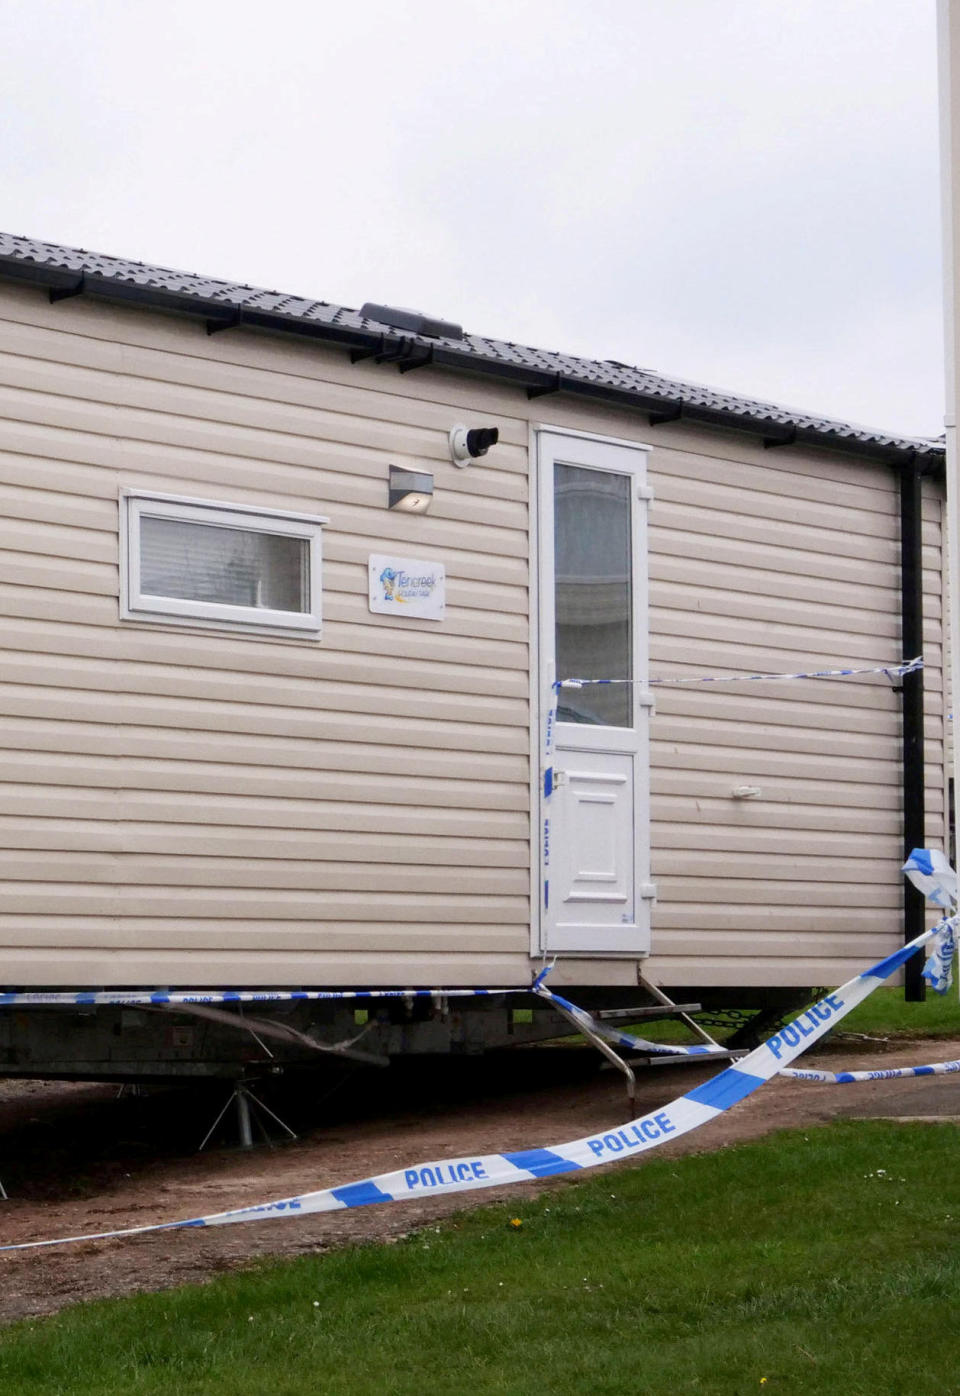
[532,982,728,1057]
[0,986,523,1008]
[0,922,940,1254]
[559,656,923,688]
[780,1060,960,1083]
[541,657,922,917]
[0,977,725,1060]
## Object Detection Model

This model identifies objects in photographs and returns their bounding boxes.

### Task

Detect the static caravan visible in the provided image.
[0,233,946,1079]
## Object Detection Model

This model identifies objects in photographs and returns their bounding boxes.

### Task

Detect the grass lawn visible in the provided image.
[835,984,960,1039]
[628,983,960,1049]
[1,1120,958,1395]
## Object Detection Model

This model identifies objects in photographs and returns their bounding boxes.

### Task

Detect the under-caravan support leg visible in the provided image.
[546,998,638,1119]
[198,1079,298,1152]
[236,1089,254,1150]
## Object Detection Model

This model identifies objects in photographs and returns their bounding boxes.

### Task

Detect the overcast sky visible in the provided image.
[0,0,944,437]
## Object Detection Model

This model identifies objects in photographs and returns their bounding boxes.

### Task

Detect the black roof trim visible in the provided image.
[0,233,943,471]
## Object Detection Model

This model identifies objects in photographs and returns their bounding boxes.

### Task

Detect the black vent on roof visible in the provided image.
[360,302,463,340]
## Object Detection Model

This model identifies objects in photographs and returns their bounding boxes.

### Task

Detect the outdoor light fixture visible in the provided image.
[388,465,434,513]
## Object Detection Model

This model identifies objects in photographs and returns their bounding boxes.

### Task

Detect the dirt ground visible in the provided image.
[1,1037,959,1325]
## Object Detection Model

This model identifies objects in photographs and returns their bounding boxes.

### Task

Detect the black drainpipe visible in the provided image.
[900,454,926,1000]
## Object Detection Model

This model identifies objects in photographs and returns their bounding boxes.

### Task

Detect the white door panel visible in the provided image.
[537,430,652,957]
[549,751,639,950]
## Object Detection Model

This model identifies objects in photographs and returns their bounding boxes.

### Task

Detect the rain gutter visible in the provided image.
[0,254,945,474]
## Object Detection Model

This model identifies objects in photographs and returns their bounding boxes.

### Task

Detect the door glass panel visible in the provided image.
[554,463,632,728]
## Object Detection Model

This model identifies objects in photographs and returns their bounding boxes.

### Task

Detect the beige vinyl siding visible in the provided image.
[0,278,944,990]
[638,424,944,989]
[0,283,541,985]
[523,401,943,985]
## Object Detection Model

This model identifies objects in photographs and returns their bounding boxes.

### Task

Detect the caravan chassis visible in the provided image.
[0,985,805,1083]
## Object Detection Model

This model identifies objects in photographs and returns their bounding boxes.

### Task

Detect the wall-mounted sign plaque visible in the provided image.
[369,554,446,621]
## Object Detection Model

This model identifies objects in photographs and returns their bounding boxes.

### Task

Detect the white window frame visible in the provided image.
[120,491,328,636]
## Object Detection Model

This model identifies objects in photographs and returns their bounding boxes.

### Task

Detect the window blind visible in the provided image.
[139,516,308,612]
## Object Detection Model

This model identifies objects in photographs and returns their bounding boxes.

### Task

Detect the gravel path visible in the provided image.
[1,1037,957,1324]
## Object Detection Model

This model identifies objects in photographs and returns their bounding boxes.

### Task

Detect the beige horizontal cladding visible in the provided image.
[0,818,528,864]
[0,730,527,787]
[0,281,946,991]
[0,674,524,729]
[652,930,897,959]
[644,412,940,990]
[653,498,906,562]
[652,713,900,762]
[654,879,898,907]
[0,788,529,838]
[0,648,528,711]
[650,608,910,668]
[0,378,528,484]
[649,633,929,683]
[0,916,525,946]
[0,718,528,773]
[0,614,528,680]
[0,754,528,809]
[651,529,901,591]
[653,796,903,836]
[0,421,529,530]
[0,282,536,987]
[653,849,903,883]
[0,684,528,750]
[652,580,911,640]
[0,887,527,919]
[653,689,928,735]
[654,450,930,521]
[652,905,901,932]
[653,820,933,858]
[651,552,899,618]
[0,948,639,990]
[644,956,898,989]
[0,580,528,641]
[651,744,901,788]
[654,678,906,719]
[0,852,530,893]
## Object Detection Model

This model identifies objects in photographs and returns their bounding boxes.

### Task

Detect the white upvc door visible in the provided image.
[536,430,654,955]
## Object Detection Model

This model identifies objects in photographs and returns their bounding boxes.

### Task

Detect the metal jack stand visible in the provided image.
[198,1079,298,1152]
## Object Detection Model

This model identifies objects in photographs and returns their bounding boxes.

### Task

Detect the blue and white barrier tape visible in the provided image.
[779,858,960,1083]
[781,1059,960,1084]
[543,657,921,914]
[0,979,727,1060]
[922,920,957,996]
[0,977,725,1061]
[532,983,727,1058]
[0,922,939,1253]
[0,987,522,1009]
[901,849,958,912]
[559,656,923,689]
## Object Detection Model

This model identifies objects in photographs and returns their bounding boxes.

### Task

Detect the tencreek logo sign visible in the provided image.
[369,554,445,620]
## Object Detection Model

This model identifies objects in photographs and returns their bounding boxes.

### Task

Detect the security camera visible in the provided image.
[449,424,500,467]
